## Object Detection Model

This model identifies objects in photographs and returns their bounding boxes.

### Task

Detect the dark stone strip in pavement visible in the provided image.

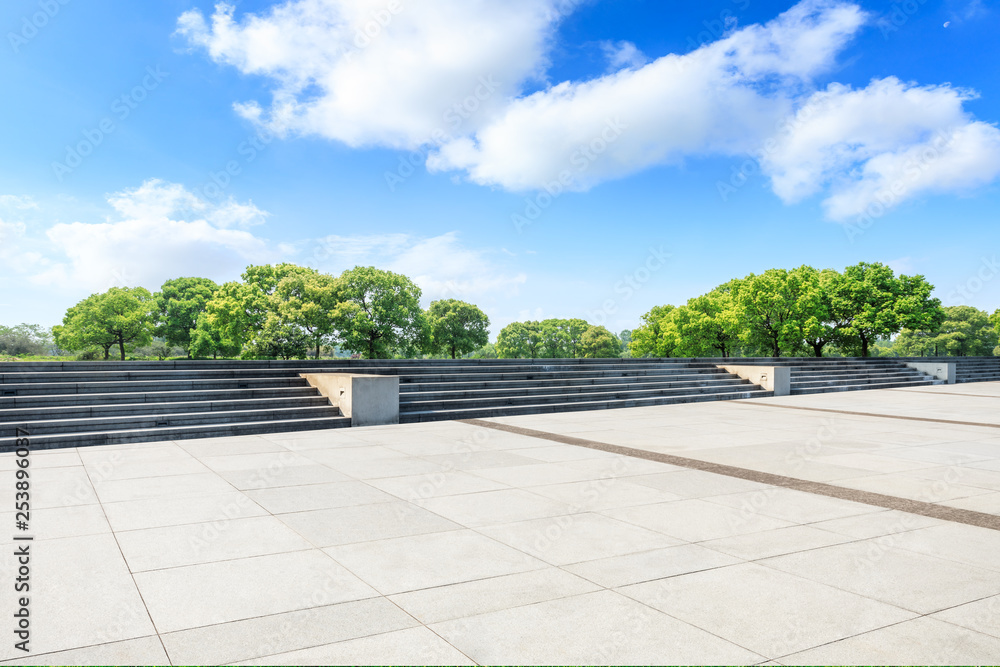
[460,418,1000,532]
[734,401,1000,430]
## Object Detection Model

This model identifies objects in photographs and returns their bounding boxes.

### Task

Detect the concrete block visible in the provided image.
[718,365,790,396]
[905,362,956,384]
[301,373,399,426]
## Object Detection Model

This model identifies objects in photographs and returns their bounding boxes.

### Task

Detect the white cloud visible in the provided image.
[761,77,1000,220]
[600,41,648,71]
[177,0,576,149]
[311,230,526,303]
[426,0,868,191]
[0,195,39,211]
[180,0,1000,219]
[36,180,282,291]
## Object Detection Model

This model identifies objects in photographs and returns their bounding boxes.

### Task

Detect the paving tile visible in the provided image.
[217,464,352,490]
[619,562,915,658]
[235,627,475,666]
[29,467,99,509]
[160,597,418,665]
[806,509,944,539]
[366,470,509,500]
[507,443,621,462]
[888,522,1000,572]
[102,490,268,531]
[602,498,795,542]
[930,595,1000,639]
[92,472,236,504]
[702,487,879,524]
[133,550,377,633]
[116,515,314,571]
[760,540,1000,614]
[627,469,774,498]
[313,456,451,479]
[276,500,461,546]
[0,534,155,661]
[389,567,600,624]
[246,480,397,514]
[83,457,210,482]
[0,504,111,543]
[524,478,681,511]
[564,544,742,588]
[196,451,319,473]
[178,436,288,457]
[0,636,168,666]
[781,616,1000,665]
[415,489,576,527]
[698,524,854,560]
[417,450,546,470]
[472,462,623,486]
[560,455,684,477]
[327,528,545,594]
[431,589,762,665]
[478,512,681,566]
[832,473,994,503]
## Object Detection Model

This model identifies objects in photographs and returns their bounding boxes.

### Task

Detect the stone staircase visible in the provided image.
[786,359,941,395]
[953,357,1000,383]
[0,359,768,449]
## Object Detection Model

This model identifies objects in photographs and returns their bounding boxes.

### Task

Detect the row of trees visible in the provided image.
[495,319,625,358]
[53,265,491,360]
[629,262,949,358]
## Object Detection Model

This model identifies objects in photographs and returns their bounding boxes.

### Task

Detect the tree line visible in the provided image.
[628,261,998,358]
[49,264,490,360]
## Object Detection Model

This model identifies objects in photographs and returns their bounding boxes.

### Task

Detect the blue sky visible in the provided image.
[1,0,998,334]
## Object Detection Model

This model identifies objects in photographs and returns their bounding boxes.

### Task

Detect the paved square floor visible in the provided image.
[2,383,1000,664]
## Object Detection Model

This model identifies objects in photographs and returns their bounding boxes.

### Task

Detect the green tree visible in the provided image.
[664,286,742,357]
[332,266,426,359]
[734,266,821,357]
[798,269,841,357]
[0,324,52,356]
[154,277,219,357]
[426,299,490,359]
[829,262,944,357]
[54,287,155,360]
[629,305,675,357]
[897,306,997,356]
[275,271,339,359]
[188,313,241,359]
[578,325,621,358]
[496,321,542,358]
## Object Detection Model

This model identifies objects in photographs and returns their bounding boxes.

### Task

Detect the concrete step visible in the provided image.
[397,373,745,394]
[400,378,753,402]
[0,416,351,452]
[0,405,341,437]
[0,396,332,422]
[0,386,323,410]
[399,382,757,412]
[790,380,935,395]
[399,388,774,423]
[0,377,311,397]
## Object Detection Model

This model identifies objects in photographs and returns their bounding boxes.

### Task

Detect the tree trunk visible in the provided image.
[103,345,110,360]
[861,336,870,357]
[772,339,780,357]
[315,341,321,360]
[119,340,126,360]
[811,341,824,357]
[451,345,456,359]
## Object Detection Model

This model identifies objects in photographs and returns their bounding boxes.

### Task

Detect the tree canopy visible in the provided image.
[426,299,490,359]
[53,287,156,360]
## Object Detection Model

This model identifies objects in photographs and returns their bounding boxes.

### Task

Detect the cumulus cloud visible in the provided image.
[312,230,526,303]
[36,180,282,291]
[762,77,1000,220]
[177,0,576,148]
[0,195,39,211]
[180,0,1000,219]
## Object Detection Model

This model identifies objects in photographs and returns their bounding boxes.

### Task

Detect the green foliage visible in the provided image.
[154,277,219,357]
[426,299,490,359]
[0,324,52,356]
[189,313,241,359]
[496,319,597,358]
[496,321,542,359]
[628,305,675,357]
[332,266,426,359]
[733,266,821,357]
[829,262,944,357]
[578,325,621,358]
[275,270,339,358]
[54,287,156,360]
[894,306,997,356]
